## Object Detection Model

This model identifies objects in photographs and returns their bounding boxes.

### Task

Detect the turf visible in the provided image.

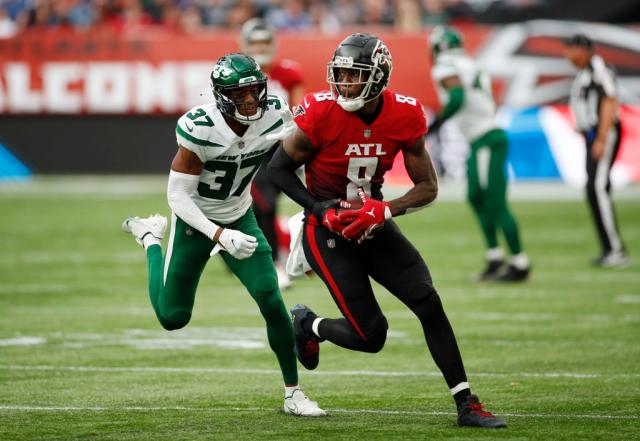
[1,178,639,440]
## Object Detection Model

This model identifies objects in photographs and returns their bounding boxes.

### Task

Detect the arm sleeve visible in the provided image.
[167,170,219,240]
[267,146,318,213]
[439,86,465,120]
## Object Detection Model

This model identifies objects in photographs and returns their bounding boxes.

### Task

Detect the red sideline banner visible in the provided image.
[1,22,638,115]
[0,28,490,114]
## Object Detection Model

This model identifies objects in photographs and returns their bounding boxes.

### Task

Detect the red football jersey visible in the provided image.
[267,59,304,104]
[294,89,427,202]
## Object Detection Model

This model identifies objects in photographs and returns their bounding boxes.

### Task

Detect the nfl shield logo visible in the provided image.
[237,141,245,149]
[327,239,336,249]
[364,128,372,138]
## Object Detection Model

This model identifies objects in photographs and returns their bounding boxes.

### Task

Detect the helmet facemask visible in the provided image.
[214,80,268,124]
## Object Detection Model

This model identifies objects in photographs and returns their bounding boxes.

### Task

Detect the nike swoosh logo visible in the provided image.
[185,122,194,132]
[304,98,310,108]
[366,208,375,218]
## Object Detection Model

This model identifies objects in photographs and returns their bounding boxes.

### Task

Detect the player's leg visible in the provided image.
[467,139,502,280]
[301,223,388,353]
[366,222,505,428]
[221,210,325,416]
[123,214,210,330]
[483,130,529,281]
[220,209,298,385]
[365,222,467,393]
[148,214,212,329]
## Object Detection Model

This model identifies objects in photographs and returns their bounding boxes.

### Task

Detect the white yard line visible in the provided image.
[0,405,636,420]
[2,364,639,379]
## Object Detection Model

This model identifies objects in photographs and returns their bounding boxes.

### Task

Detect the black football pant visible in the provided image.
[302,219,468,389]
[584,122,625,255]
[252,149,281,262]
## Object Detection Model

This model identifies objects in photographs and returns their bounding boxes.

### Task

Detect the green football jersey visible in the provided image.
[175,95,285,224]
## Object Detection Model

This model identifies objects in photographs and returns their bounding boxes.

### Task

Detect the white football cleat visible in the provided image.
[122,214,167,246]
[284,389,326,417]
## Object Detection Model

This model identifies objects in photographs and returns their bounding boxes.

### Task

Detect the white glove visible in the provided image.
[266,108,297,141]
[210,228,258,260]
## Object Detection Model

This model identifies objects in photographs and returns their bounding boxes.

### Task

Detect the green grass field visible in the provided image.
[1,178,639,440]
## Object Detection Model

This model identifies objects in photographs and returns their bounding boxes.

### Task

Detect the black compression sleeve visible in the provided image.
[267,145,318,212]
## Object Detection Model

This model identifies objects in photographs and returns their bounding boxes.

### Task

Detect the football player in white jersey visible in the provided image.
[428,26,531,282]
[122,53,324,416]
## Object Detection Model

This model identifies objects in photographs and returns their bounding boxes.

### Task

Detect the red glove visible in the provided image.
[320,200,353,235]
[338,188,392,243]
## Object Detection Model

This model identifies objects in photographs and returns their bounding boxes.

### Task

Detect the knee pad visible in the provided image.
[252,274,279,298]
[160,310,191,331]
[361,315,388,353]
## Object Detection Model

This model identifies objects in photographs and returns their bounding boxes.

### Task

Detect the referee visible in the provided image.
[565,34,629,268]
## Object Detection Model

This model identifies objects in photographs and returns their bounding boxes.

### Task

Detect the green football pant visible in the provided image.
[144,208,298,385]
[467,129,522,255]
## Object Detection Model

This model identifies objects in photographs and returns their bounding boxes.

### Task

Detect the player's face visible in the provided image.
[247,39,274,66]
[336,68,368,98]
[228,85,261,117]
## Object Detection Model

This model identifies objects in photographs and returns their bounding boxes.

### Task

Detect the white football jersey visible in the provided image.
[432,52,498,142]
[175,95,286,224]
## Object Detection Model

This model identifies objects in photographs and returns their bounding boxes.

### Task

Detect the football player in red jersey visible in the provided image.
[268,33,506,428]
[241,18,305,290]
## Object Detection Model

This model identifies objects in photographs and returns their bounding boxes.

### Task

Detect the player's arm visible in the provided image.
[388,135,437,216]
[268,128,342,220]
[429,75,464,133]
[167,146,223,242]
[167,146,257,258]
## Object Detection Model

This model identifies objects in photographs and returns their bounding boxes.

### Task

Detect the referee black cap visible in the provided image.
[566,34,593,49]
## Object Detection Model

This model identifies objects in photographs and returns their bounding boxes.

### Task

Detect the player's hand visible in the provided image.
[338,188,392,243]
[312,199,352,235]
[213,228,258,259]
[266,108,297,141]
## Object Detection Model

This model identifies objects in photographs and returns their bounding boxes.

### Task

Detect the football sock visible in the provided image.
[311,317,324,339]
[485,247,504,261]
[284,385,299,398]
[145,244,164,322]
[510,253,529,270]
[452,383,471,406]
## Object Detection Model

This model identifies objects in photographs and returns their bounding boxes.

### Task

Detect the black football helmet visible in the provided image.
[240,18,276,66]
[327,33,393,112]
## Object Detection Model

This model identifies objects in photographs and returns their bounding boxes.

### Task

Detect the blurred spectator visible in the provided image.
[394,0,422,32]
[0,6,18,36]
[265,0,311,30]
[361,0,393,25]
[332,0,360,27]
[421,0,448,25]
[226,0,257,26]
[308,0,340,34]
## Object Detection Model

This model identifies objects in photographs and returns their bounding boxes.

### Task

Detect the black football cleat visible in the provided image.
[457,394,506,428]
[290,304,324,370]
[476,259,505,282]
[494,264,530,282]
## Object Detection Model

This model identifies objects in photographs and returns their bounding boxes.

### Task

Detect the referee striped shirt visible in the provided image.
[569,55,619,132]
